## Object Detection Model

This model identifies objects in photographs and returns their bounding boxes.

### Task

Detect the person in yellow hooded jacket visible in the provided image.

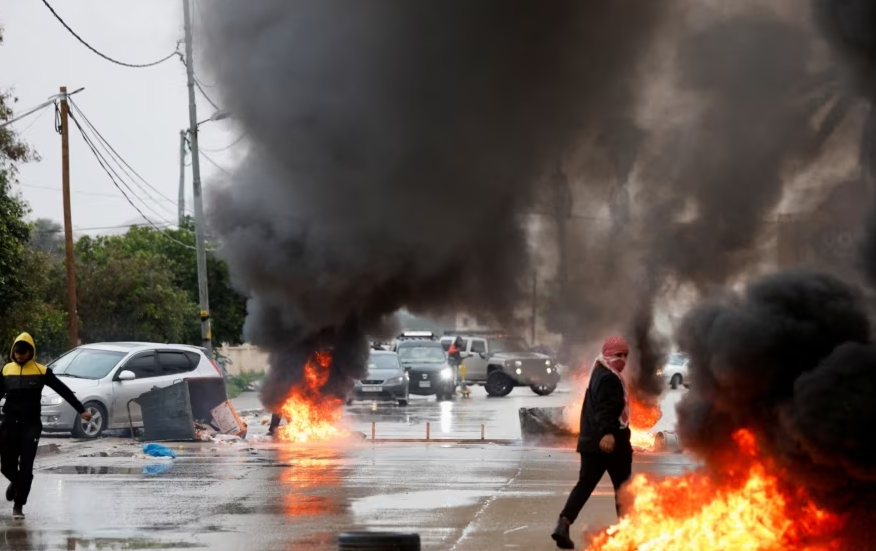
[0,333,90,520]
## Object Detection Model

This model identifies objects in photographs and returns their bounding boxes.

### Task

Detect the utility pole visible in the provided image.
[531,270,537,346]
[183,0,212,356]
[59,86,79,349]
[178,130,187,226]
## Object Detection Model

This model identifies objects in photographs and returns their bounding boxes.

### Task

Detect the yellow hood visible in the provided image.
[11,332,36,360]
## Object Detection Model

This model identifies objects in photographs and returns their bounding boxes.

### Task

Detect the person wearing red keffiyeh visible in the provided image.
[552,335,633,549]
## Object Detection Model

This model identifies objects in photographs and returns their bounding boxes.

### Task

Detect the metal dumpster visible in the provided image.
[133,377,229,442]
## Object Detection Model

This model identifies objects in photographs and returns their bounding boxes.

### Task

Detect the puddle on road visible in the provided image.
[43,464,176,477]
[44,466,144,475]
[63,537,203,549]
[350,489,553,515]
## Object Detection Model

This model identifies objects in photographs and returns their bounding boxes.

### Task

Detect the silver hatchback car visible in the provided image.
[37,342,223,438]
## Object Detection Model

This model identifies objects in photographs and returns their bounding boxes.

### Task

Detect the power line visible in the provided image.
[40,0,180,69]
[67,110,202,251]
[0,98,56,129]
[16,182,169,200]
[200,131,247,152]
[176,55,222,111]
[34,222,175,235]
[16,103,53,135]
[197,148,232,175]
[69,99,192,217]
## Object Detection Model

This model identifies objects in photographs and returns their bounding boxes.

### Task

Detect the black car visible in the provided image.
[397,339,457,401]
[348,350,410,406]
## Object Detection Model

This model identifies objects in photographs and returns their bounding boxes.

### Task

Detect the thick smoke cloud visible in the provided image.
[552,7,833,402]
[675,270,876,542]
[201,1,665,410]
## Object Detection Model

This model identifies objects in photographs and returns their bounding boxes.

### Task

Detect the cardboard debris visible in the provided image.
[211,401,248,438]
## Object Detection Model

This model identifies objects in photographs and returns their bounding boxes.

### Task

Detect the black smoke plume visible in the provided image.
[675,270,876,545]
[200,1,665,410]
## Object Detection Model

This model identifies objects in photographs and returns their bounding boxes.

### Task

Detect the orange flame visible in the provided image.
[276,351,348,443]
[586,430,844,551]
[563,365,663,450]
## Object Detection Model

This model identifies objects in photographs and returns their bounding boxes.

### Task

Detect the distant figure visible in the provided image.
[0,333,92,520]
[447,336,465,367]
[552,335,632,549]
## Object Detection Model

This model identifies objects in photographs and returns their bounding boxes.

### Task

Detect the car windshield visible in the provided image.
[488,337,528,354]
[397,346,445,363]
[668,353,687,365]
[50,348,126,380]
[368,354,401,371]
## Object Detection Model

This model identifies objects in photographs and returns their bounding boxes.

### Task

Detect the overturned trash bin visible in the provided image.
[132,378,238,442]
[518,406,577,448]
[338,532,420,551]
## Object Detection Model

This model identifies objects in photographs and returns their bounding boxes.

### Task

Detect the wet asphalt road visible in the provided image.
[3,386,694,550]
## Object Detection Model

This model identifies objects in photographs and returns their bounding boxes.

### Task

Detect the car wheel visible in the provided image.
[530,383,557,396]
[338,532,420,551]
[485,372,514,397]
[72,402,107,439]
[670,374,682,390]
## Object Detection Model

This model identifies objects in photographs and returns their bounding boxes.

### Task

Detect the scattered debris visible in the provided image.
[143,443,177,459]
[211,401,248,438]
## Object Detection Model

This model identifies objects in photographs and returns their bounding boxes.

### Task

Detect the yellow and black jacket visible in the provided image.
[1,333,85,420]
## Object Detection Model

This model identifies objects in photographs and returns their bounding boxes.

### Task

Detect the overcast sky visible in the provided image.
[1,0,244,235]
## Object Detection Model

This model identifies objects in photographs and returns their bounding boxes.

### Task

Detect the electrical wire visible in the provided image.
[200,131,247,152]
[15,103,52,135]
[40,0,179,69]
[16,182,169,200]
[197,147,233,175]
[69,99,192,217]
[33,222,175,235]
[195,77,221,111]
[0,98,56,129]
[68,110,204,251]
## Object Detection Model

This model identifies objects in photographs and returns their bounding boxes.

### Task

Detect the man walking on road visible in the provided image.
[552,335,633,549]
[0,333,90,520]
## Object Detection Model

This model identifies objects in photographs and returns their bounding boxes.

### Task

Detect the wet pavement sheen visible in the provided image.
[4,387,693,550]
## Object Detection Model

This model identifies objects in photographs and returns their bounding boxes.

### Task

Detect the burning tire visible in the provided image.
[530,383,557,396]
[338,531,420,551]
[485,371,514,397]
[670,374,683,390]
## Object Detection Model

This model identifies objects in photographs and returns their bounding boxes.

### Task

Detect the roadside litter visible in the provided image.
[143,443,177,459]
[143,463,174,476]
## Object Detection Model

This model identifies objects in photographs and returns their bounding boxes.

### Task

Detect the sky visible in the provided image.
[0,0,244,236]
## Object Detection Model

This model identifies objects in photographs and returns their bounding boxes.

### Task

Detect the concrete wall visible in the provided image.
[218,344,269,376]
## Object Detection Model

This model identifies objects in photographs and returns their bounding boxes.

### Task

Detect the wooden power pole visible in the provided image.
[59,86,79,349]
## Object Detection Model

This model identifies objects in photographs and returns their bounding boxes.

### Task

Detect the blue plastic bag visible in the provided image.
[142,443,176,459]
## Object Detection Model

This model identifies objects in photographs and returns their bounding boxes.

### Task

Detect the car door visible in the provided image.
[464,338,489,380]
[110,351,162,426]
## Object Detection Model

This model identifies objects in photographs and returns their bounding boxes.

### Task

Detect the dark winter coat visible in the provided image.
[576,363,632,454]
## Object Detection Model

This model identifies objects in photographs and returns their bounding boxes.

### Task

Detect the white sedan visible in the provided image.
[659,353,689,390]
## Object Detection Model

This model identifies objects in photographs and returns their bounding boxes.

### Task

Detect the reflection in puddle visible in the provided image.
[439,401,453,434]
[278,448,342,518]
[63,537,203,549]
[45,466,144,475]
[350,489,553,515]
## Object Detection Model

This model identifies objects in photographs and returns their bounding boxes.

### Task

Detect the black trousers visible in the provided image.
[0,417,42,507]
[268,414,281,434]
[560,448,633,524]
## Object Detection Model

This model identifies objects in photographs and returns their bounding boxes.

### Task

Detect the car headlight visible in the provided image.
[546,367,553,374]
[41,395,63,406]
[545,360,552,366]
[440,367,453,380]
[384,376,405,385]
[515,368,523,375]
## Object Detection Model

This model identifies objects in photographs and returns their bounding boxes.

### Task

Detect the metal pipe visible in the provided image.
[426,422,430,440]
[371,422,376,440]
[481,424,485,440]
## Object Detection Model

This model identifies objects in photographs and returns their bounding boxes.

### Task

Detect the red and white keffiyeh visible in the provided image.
[593,335,630,429]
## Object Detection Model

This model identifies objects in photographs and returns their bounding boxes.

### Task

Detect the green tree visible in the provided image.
[117,219,247,346]
[73,235,199,343]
